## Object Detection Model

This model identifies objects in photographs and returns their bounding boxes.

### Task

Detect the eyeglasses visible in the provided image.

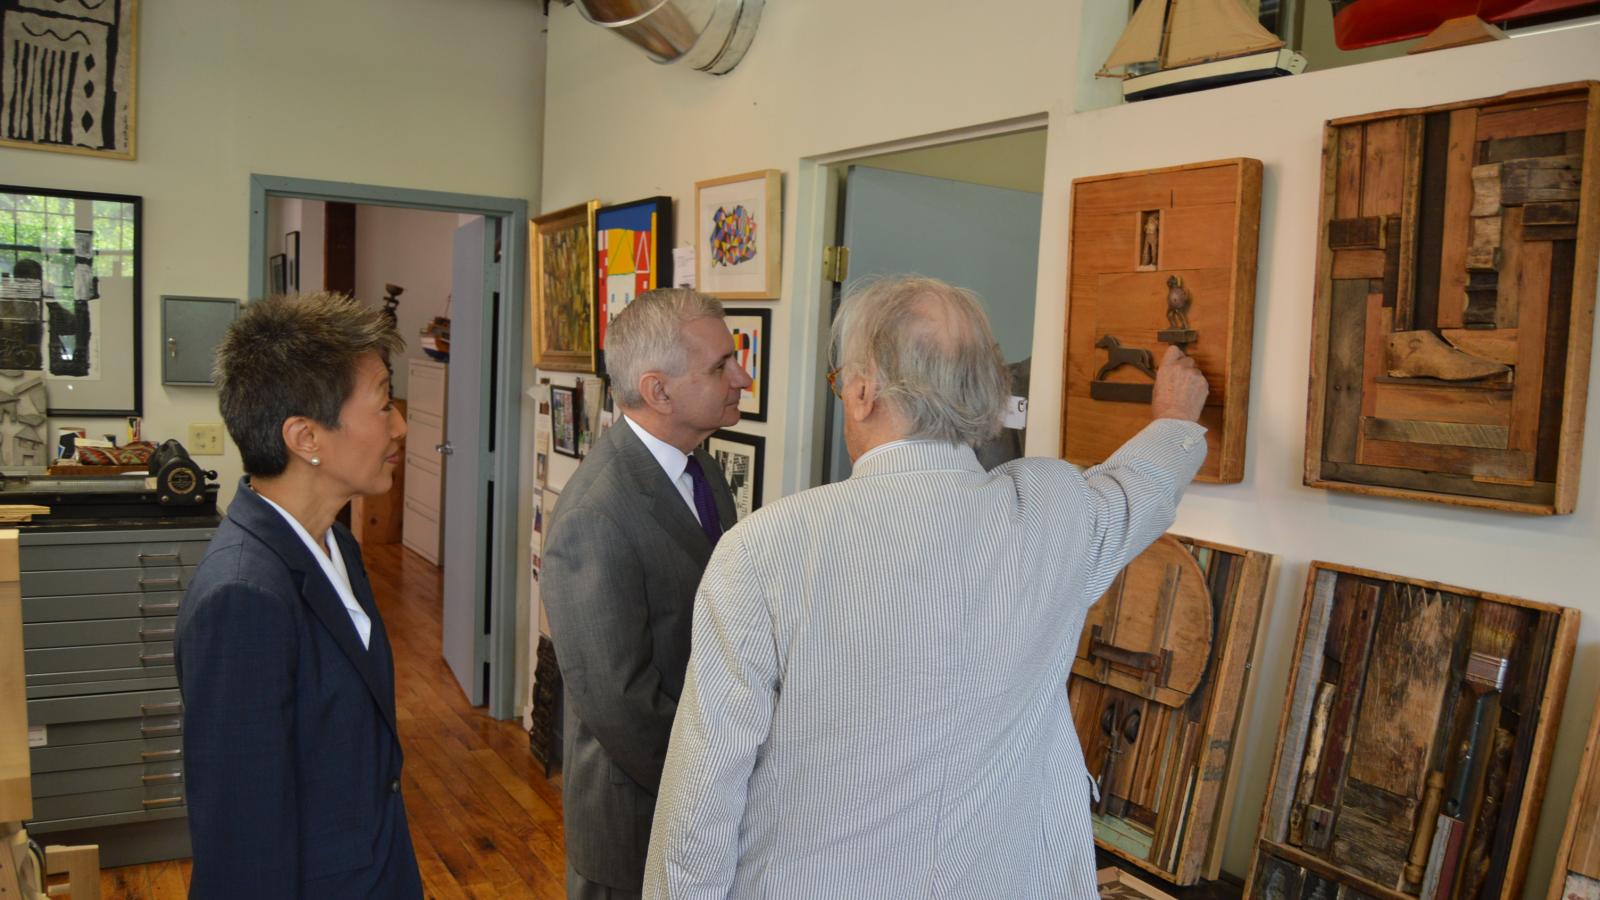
[826,367,842,399]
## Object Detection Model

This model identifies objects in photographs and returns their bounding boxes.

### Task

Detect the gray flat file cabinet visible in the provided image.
[21,525,215,867]
[161,296,238,386]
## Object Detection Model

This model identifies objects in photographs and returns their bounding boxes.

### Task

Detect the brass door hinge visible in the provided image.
[822,245,850,283]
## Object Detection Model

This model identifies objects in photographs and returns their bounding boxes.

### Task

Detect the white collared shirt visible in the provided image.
[254,489,371,649]
[851,438,930,471]
[623,414,704,525]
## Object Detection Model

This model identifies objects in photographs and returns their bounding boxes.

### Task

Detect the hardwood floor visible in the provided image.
[98,542,566,899]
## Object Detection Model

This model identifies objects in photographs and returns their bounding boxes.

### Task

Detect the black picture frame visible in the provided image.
[593,195,673,374]
[704,428,764,518]
[551,384,580,458]
[0,183,144,417]
[284,230,301,292]
[724,307,771,422]
[269,253,288,295]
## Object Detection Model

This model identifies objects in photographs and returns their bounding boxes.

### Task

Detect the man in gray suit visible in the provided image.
[543,288,749,899]
[645,276,1210,898]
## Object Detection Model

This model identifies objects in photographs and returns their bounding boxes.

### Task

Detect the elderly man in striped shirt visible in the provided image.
[644,275,1210,898]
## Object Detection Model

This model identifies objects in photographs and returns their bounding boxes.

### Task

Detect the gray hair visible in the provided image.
[607,288,725,407]
[216,292,404,476]
[831,275,1009,446]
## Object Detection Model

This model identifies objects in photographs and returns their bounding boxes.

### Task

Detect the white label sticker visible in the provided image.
[28,725,46,748]
[1002,395,1028,430]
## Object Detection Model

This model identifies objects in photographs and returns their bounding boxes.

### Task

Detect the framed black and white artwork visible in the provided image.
[704,429,763,519]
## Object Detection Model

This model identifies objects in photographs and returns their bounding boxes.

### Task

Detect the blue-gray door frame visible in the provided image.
[248,174,528,720]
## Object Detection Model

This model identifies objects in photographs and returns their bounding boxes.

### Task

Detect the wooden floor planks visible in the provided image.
[96,542,565,899]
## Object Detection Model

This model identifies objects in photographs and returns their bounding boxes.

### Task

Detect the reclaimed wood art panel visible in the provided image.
[1248,563,1579,900]
[1548,689,1600,900]
[1068,534,1272,885]
[1304,82,1600,514]
[1061,158,1263,483]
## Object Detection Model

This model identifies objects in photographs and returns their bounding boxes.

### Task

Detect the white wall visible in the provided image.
[353,205,467,399]
[544,2,1600,893]
[0,0,545,509]
[1031,28,1600,890]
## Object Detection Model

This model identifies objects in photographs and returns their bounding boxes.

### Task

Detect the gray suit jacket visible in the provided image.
[645,419,1207,899]
[543,419,736,892]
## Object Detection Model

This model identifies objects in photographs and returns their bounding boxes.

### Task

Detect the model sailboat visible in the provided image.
[1099,0,1307,102]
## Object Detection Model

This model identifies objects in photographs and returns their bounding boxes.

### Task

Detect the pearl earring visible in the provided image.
[310,456,321,467]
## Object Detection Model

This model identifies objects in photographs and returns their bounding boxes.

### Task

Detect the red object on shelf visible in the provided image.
[1331,0,1596,49]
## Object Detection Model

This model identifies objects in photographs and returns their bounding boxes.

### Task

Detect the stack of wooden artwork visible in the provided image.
[1061,158,1263,483]
[1305,83,1600,514]
[1069,535,1271,885]
[1248,563,1578,900]
[1550,691,1600,900]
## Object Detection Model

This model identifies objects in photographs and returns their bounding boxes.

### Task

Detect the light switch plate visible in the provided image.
[189,423,224,455]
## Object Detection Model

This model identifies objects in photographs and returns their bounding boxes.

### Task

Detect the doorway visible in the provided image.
[249,175,527,720]
[803,125,1049,486]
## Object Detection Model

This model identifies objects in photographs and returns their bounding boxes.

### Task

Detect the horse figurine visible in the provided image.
[1095,335,1156,382]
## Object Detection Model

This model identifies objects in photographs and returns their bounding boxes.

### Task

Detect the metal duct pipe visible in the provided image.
[576,0,764,74]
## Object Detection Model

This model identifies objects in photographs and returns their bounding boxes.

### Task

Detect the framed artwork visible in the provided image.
[704,429,763,519]
[284,230,300,292]
[269,254,287,295]
[0,0,139,160]
[1304,83,1599,514]
[1550,686,1600,900]
[725,307,770,421]
[1068,534,1271,885]
[550,384,579,458]
[531,201,598,372]
[578,374,605,457]
[0,184,143,416]
[1248,562,1579,900]
[594,196,672,372]
[695,169,782,299]
[1060,158,1263,484]
[1096,867,1177,900]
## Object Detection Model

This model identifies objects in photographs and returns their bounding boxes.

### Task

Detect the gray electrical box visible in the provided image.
[160,296,238,386]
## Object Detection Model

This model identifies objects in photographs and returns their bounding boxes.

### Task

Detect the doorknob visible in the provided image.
[435,442,453,456]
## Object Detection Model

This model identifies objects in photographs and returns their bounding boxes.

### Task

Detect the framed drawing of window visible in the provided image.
[724,307,770,421]
[695,169,782,299]
[594,196,672,374]
[532,201,598,373]
[0,184,143,416]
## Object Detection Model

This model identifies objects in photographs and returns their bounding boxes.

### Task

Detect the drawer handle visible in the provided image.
[140,652,175,666]
[139,577,181,590]
[137,552,182,565]
[143,796,184,809]
[141,723,181,736]
[141,701,182,715]
[142,772,183,785]
[141,749,183,762]
[140,627,176,641]
[139,601,180,615]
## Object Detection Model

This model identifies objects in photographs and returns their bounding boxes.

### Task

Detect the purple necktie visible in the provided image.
[683,455,724,546]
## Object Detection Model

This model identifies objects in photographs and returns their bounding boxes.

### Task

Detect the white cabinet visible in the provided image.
[402,359,447,564]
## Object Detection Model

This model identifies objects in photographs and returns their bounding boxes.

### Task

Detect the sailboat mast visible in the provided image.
[1157,0,1177,69]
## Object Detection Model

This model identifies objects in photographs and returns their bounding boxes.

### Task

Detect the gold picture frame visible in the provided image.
[531,201,599,372]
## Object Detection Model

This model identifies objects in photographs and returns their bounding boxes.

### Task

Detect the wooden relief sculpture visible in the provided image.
[1305,82,1600,514]
[1062,159,1263,483]
[1249,563,1579,900]
[1067,534,1271,885]
[1548,689,1600,900]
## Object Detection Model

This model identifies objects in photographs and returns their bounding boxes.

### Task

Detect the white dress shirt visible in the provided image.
[623,414,704,525]
[254,489,371,649]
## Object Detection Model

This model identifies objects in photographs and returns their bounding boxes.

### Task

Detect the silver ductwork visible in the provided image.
[575,0,764,75]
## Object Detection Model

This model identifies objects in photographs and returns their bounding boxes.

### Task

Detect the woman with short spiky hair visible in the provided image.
[175,292,423,899]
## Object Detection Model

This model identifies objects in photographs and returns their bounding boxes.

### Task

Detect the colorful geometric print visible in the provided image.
[710,205,758,268]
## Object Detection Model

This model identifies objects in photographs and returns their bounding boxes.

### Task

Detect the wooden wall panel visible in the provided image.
[1305,82,1599,514]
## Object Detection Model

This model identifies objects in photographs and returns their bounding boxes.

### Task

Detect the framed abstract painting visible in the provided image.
[531,201,598,373]
[696,169,782,299]
[0,0,139,160]
[550,384,579,458]
[724,307,770,421]
[704,429,763,519]
[594,196,672,373]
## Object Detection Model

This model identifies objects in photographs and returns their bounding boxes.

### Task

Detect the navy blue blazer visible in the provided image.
[175,479,422,899]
